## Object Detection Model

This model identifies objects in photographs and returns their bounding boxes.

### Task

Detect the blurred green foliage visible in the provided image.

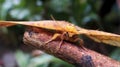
[15,50,74,67]
[0,0,120,67]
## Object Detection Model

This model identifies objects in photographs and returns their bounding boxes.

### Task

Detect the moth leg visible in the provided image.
[65,32,85,49]
[56,32,67,51]
[45,33,61,44]
[73,37,86,49]
[62,32,85,49]
[45,32,67,52]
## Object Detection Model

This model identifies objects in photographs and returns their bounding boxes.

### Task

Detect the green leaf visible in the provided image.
[15,50,30,67]
[110,48,120,61]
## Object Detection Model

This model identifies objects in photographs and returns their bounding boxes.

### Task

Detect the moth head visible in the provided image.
[66,24,78,33]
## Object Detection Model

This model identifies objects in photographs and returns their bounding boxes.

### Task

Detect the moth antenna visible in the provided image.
[50,15,56,21]
[50,15,63,29]
[50,15,66,32]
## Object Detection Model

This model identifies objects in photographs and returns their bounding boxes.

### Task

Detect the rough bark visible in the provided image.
[23,27,120,67]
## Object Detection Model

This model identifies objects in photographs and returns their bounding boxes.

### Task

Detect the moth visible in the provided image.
[0,20,120,47]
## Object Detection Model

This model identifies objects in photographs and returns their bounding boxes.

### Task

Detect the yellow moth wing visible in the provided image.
[0,20,78,34]
[82,29,120,47]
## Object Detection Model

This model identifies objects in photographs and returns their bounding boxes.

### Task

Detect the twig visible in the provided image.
[23,27,120,67]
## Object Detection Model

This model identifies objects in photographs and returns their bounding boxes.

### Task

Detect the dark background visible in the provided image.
[0,0,120,67]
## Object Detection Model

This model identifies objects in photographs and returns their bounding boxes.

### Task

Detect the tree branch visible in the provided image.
[23,27,120,67]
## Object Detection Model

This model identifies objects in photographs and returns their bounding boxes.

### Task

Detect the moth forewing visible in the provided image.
[0,22,16,27]
[83,30,120,47]
[87,35,120,47]
[0,21,79,34]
